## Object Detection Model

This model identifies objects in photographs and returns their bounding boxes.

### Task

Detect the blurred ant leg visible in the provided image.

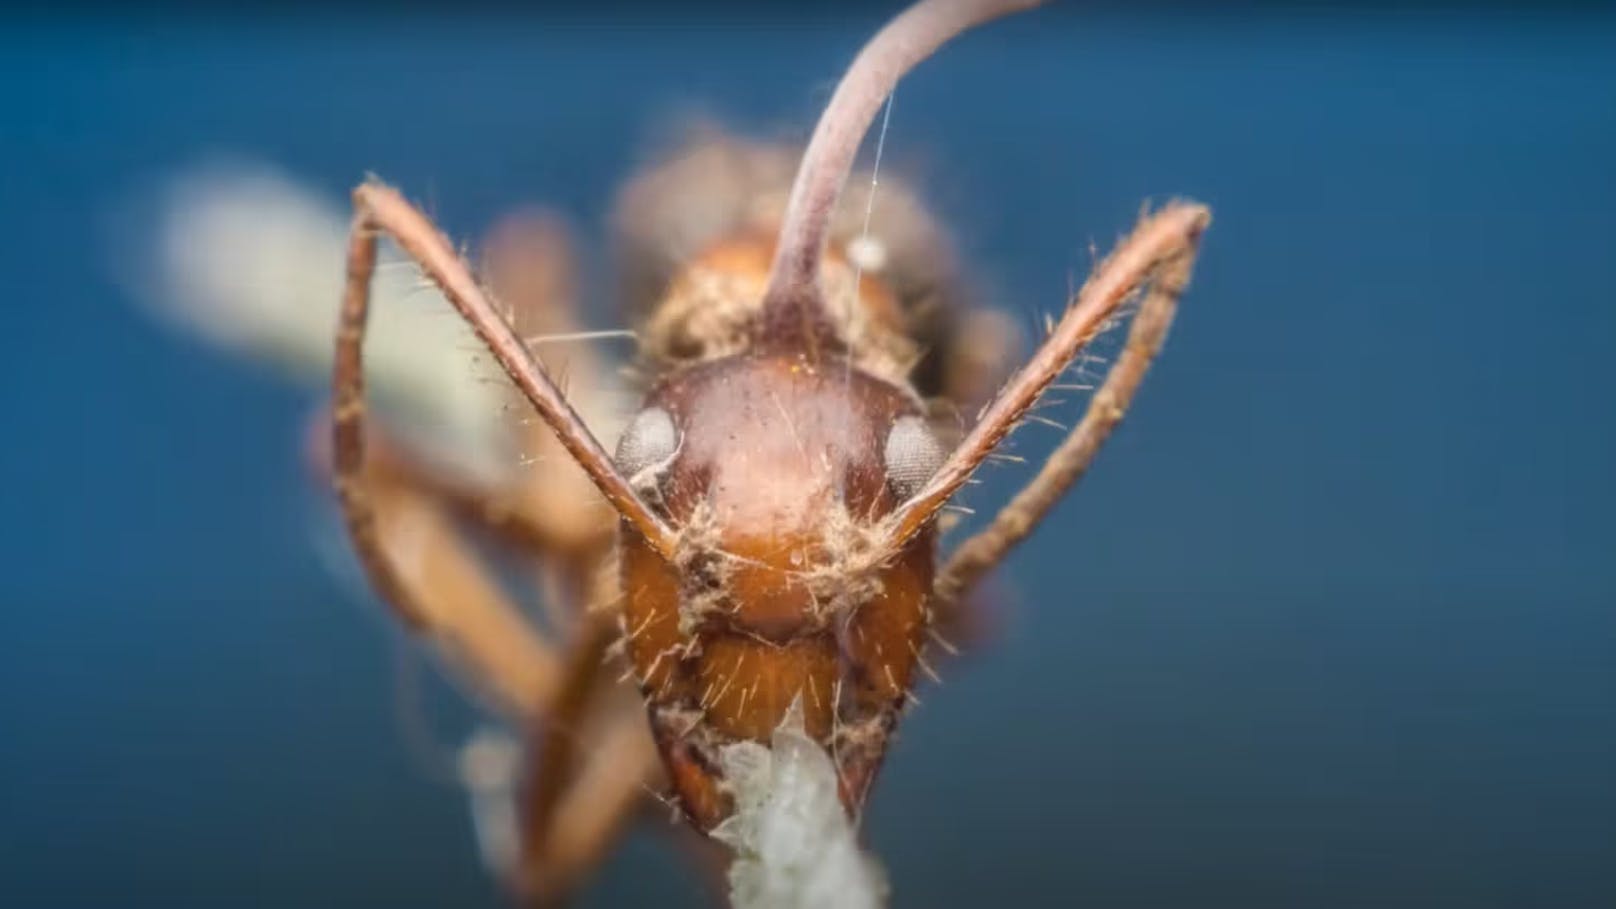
[513,557,667,905]
[310,415,574,559]
[312,405,645,899]
[512,606,645,905]
[932,208,1207,607]
[480,212,623,564]
[516,608,614,877]
[322,418,561,719]
[480,210,581,339]
[939,306,1024,419]
[312,397,609,651]
[521,711,664,906]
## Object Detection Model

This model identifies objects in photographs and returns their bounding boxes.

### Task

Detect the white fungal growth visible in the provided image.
[713,701,888,909]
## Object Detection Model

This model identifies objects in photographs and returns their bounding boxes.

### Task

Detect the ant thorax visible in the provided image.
[611,131,1007,409]
[639,229,919,387]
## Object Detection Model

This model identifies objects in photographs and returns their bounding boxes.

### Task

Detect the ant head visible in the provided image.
[613,345,947,828]
[623,333,946,592]
[594,0,1049,829]
[612,218,951,825]
[606,0,1048,570]
[621,228,943,562]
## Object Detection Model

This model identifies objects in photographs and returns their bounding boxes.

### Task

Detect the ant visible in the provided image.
[327,0,1208,902]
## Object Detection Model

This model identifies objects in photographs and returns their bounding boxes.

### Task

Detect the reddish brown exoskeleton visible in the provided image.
[327,0,1209,901]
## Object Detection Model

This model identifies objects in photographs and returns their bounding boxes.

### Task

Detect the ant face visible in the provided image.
[617,347,943,828]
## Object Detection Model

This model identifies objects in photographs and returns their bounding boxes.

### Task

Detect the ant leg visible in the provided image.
[308,412,581,561]
[516,605,615,889]
[519,711,664,906]
[512,561,665,905]
[321,416,562,720]
[324,211,619,579]
[514,596,663,905]
[313,402,645,899]
[480,210,581,339]
[323,176,671,760]
[931,205,1209,606]
[333,184,679,623]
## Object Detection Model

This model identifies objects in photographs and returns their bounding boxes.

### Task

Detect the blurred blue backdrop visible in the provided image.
[1,5,1613,907]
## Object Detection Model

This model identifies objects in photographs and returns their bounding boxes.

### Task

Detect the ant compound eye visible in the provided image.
[615,407,680,480]
[884,415,946,500]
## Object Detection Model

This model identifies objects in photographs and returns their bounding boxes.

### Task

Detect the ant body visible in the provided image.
[329,0,1209,901]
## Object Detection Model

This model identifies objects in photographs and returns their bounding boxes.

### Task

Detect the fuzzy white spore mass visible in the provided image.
[712,702,888,909]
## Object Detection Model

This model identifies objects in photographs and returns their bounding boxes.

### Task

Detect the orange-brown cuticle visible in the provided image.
[618,352,936,830]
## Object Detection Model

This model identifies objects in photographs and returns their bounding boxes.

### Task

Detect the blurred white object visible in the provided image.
[713,702,888,909]
[458,726,524,880]
[121,161,515,482]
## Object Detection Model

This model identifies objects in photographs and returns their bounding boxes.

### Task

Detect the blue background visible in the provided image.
[2,6,1613,907]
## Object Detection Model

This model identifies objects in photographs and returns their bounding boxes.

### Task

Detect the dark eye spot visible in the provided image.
[883,415,946,500]
[615,407,679,479]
